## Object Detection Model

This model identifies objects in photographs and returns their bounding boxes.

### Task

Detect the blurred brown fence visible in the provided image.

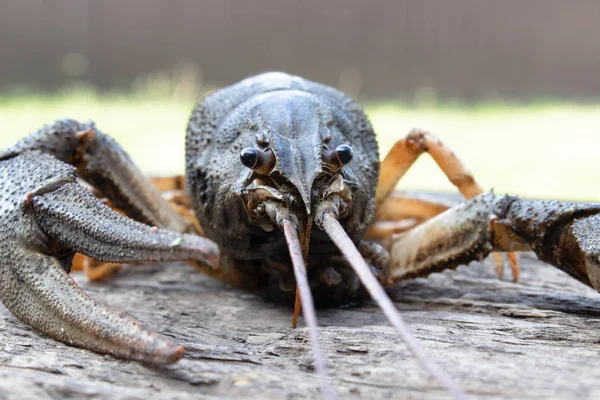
[1,0,599,100]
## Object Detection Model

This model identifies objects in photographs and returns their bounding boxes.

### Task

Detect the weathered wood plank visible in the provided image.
[1,253,599,399]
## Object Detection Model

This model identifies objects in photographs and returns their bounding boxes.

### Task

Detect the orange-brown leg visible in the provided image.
[150,176,206,236]
[376,129,519,282]
[376,190,457,220]
[368,218,423,240]
[72,254,123,281]
[368,191,456,239]
[376,129,483,204]
[150,175,186,192]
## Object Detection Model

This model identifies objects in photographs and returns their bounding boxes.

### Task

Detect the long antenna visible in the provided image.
[282,219,336,400]
[292,287,302,328]
[319,211,467,400]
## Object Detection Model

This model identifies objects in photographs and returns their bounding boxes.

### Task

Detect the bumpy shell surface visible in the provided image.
[186,72,380,259]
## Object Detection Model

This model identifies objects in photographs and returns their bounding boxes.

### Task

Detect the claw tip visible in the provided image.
[206,250,221,271]
[156,344,185,365]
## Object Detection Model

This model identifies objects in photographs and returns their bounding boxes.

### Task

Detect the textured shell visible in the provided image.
[185,72,379,258]
[0,151,77,242]
[0,151,78,290]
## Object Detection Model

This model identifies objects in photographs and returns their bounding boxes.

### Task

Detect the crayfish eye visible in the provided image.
[240,147,276,174]
[240,148,259,168]
[336,144,353,165]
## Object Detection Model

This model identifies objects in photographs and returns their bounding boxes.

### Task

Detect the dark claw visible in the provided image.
[30,176,219,268]
[0,119,191,232]
[388,192,600,291]
[499,197,600,290]
[1,246,185,364]
[566,215,600,289]
[0,150,220,364]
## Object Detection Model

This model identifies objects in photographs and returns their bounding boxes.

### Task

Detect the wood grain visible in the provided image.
[1,253,599,399]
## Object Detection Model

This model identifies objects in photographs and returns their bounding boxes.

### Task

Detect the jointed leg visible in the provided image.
[376,190,457,221]
[376,129,483,205]
[376,129,519,281]
[367,218,422,240]
[1,246,186,365]
[368,191,456,239]
[78,175,252,288]
[72,254,122,281]
[152,176,206,236]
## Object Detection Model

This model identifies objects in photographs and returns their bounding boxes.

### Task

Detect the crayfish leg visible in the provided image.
[72,254,123,281]
[387,193,517,282]
[29,176,219,268]
[376,129,519,281]
[368,191,456,239]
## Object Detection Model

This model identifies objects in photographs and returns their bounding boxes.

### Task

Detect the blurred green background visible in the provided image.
[1,1,599,202]
[2,91,598,202]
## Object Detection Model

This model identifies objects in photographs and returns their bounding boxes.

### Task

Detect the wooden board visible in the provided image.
[1,253,599,399]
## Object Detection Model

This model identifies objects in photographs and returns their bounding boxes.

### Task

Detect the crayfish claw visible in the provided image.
[1,245,185,365]
[543,213,600,290]
[497,197,600,290]
[0,150,221,364]
[387,191,600,291]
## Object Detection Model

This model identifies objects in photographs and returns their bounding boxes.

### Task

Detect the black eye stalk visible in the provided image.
[240,148,259,168]
[240,147,276,174]
[335,144,353,165]
[323,144,354,171]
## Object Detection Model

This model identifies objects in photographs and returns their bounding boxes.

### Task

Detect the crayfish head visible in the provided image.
[235,89,358,218]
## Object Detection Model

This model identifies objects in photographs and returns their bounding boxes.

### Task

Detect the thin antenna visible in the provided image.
[292,287,301,329]
[320,211,467,400]
[282,219,336,400]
